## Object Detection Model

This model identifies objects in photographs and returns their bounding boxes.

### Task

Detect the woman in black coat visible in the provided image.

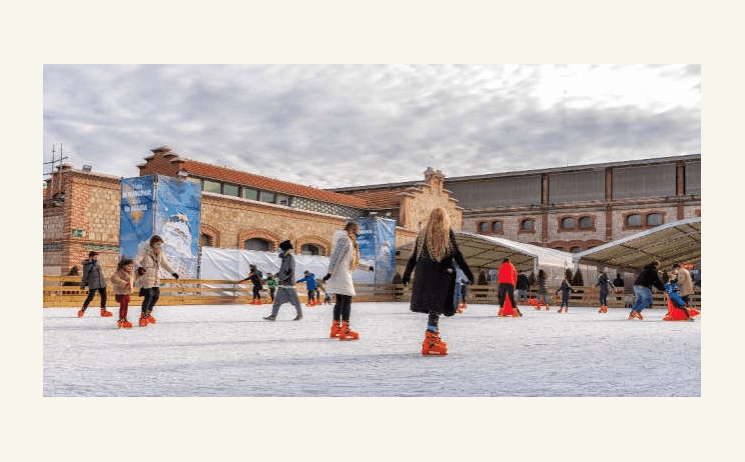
[402,208,474,356]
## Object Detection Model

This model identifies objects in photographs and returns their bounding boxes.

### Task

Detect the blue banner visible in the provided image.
[154,175,202,279]
[119,176,155,260]
[356,216,396,285]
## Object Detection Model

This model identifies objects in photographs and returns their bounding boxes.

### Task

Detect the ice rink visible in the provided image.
[44,301,700,397]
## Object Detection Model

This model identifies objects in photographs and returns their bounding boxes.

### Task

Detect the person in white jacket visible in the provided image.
[323,222,372,340]
[134,235,179,326]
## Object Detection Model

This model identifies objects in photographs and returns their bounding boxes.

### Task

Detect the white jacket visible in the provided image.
[325,230,359,296]
[134,246,176,288]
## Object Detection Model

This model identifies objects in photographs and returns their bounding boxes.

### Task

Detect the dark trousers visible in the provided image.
[82,287,107,309]
[269,288,275,301]
[498,283,517,308]
[307,290,315,302]
[252,285,261,299]
[115,294,130,319]
[333,294,352,321]
[141,287,160,313]
[427,311,440,331]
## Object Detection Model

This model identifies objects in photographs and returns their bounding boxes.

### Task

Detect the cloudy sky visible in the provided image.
[43,64,700,189]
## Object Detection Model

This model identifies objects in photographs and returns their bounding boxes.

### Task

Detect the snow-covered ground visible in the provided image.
[44,301,700,397]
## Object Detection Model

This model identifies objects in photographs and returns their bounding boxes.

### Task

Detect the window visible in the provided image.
[626,214,642,227]
[244,238,270,251]
[199,233,213,247]
[579,216,593,229]
[646,213,663,226]
[520,219,534,231]
[223,184,239,197]
[243,188,258,200]
[553,246,565,251]
[260,191,275,203]
[491,221,503,232]
[570,246,582,253]
[276,194,290,206]
[561,217,575,230]
[478,222,489,233]
[203,180,221,194]
[301,244,320,255]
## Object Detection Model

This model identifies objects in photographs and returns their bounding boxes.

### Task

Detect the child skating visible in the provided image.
[110,258,135,328]
[556,278,574,313]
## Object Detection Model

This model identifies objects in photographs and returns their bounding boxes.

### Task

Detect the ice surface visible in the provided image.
[43,302,700,397]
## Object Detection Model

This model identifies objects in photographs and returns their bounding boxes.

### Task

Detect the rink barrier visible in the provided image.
[42,276,700,309]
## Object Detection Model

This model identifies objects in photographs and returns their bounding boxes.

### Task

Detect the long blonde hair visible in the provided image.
[422,207,451,262]
[345,222,360,268]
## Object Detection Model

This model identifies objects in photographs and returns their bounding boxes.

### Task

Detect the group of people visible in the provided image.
[75,207,699,354]
[78,235,179,328]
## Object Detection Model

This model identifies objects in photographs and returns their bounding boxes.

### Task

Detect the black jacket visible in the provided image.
[516,274,529,290]
[403,230,474,316]
[634,264,665,291]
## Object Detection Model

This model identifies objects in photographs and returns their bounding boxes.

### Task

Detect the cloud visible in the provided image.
[43,64,700,188]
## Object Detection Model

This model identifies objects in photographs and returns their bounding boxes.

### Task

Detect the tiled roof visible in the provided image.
[342,188,410,209]
[179,159,368,209]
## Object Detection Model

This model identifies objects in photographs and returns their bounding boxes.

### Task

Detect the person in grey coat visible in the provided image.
[263,240,303,321]
[78,251,113,317]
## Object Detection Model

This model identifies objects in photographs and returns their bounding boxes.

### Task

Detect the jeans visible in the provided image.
[516,289,527,302]
[632,285,652,312]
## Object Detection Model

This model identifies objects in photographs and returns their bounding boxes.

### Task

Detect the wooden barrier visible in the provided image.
[43,276,700,310]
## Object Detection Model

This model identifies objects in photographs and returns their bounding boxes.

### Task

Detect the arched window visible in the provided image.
[561,217,575,230]
[520,219,534,231]
[570,246,583,253]
[626,214,642,227]
[646,213,663,226]
[579,216,593,229]
[199,233,213,247]
[478,222,489,233]
[301,244,320,255]
[244,238,270,251]
[491,221,503,232]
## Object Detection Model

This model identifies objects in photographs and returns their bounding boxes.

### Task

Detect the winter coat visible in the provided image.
[267,277,278,290]
[134,246,176,288]
[556,281,574,297]
[297,273,317,291]
[326,230,360,296]
[596,273,612,295]
[537,274,547,295]
[276,250,296,286]
[674,267,694,297]
[403,229,474,316]
[110,268,135,295]
[516,274,529,291]
[244,269,262,287]
[81,258,106,289]
[634,264,665,291]
[498,261,517,285]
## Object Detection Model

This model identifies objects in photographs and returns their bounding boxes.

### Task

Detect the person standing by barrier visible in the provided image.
[263,240,304,321]
[536,269,550,310]
[266,273,277,302]
[402,208,474,356]
[497,258,522,316]
[516,271,529,303]
[135,235,179,326]
[324,222,372,340]
[556,278,574,313]
[629,261,665,320]
[78,251,113,318]
[110,258,135,328]
[596,270,612,313]
[240,265,264,305]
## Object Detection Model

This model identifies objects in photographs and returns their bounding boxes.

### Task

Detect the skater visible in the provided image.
[629,261,665,320]
[266,273,277,302]
[110,257,135,328]
[134,235,179,326]
[240,264,264,304]
[78,251,113,317]
[296,270,318,306]
[497,258,521,316]
[516,271,530,303]
[323,221,373,340]
[402,208,474,356]
[556,278,574,313]
[596,269,612,313]
[536,269,550,310]
[671,263,694,307]
[263,240,303,321]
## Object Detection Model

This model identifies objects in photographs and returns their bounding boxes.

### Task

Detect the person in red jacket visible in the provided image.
[497,258,522,316]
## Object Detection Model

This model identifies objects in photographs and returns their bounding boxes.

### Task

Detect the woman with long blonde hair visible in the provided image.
[402,208,473,355]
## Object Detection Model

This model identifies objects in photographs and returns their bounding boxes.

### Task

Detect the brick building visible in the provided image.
[43,147,463,277]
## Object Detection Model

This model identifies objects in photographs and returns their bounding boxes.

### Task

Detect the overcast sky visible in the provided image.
[43,64,700,189]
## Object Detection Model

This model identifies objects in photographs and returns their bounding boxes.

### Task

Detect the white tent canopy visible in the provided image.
[572,217,701,272]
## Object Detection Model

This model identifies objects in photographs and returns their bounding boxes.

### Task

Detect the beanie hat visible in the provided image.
[279,240,293,251]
